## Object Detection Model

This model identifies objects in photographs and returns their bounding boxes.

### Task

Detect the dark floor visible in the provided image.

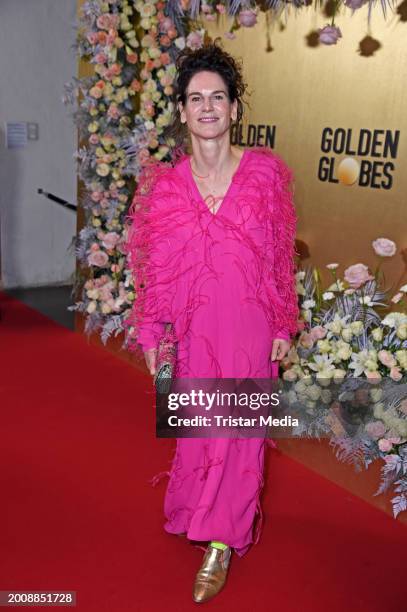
[6,285,75,330]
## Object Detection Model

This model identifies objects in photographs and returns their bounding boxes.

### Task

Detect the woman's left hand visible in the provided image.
[271,338,291,362]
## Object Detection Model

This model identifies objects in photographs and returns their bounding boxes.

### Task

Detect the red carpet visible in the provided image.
[0,290,406,611]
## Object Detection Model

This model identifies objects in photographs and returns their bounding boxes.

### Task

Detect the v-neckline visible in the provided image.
[186,149,249,217]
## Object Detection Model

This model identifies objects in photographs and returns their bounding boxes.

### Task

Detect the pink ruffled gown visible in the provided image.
[125,147,298,556]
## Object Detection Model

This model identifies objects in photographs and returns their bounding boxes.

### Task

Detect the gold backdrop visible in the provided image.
[205,8,407,289]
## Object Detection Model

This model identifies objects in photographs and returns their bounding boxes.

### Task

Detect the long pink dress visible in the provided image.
[124,146,298,556]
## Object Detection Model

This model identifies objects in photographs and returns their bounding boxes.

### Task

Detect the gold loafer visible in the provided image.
[193,545,232,603]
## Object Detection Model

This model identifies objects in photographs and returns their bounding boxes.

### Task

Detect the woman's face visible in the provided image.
[178,70,238,140]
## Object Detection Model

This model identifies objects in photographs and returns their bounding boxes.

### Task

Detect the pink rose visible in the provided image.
[102,231,121,250]
[186,31,204,50]
[95,52,108,64]
[318,25,342,45]
[296,319,306,332]
[96,15,111,30]
[86,32,99,45]
[377,350,396,368]
[310,326,327,341]
[107,105,121,119]
[344,263,374,289]
[90,191,102,202]
[160,17,173,32]
[378,438,393,452]
[88,250,109,268]
[372,238,396,257]
[238,9,257,28]
[299,332,314,349]
[365,421,386,440]
[390,366,402,381]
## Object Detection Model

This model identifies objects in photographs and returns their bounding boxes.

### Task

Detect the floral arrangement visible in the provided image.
[279,238,407,517]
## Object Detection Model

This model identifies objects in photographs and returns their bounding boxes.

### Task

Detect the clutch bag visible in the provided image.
[154,324,177,394]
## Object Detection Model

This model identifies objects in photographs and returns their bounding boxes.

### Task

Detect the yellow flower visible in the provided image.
[88,121,99,133]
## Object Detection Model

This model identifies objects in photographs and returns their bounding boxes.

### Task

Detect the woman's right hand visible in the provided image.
[144,348,158,376]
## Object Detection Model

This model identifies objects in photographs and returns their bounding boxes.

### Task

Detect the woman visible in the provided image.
[125,43,298,603]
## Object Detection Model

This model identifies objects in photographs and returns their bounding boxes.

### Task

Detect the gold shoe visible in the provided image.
[193,545,231,603]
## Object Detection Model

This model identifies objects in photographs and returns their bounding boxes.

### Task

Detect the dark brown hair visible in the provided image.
[164,40,247,149]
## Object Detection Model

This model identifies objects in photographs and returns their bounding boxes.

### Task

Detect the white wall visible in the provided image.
[0,0,77,288]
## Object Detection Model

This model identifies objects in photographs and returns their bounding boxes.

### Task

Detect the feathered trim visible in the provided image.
[232,146,300,339]
[123,157,182,354]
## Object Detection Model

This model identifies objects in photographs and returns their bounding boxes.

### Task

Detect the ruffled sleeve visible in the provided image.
[256,148,299,340]
[123,160,175,353]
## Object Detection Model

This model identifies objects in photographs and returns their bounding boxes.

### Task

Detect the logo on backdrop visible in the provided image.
[231,123,276,148]
[318,128,400,189]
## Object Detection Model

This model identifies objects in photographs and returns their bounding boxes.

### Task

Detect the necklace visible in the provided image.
[190,160,209,179]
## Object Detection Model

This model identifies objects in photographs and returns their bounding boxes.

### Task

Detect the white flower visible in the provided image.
[348,349,378,377]
[327,280,345,292]
[317,339,332,354]
[323,291,335,300]
[174,36,186,50]
[325,314,351,336]
[359,296,373,306]
[296,271,306,280]
[400,284,407,293]
[86,301,97,314]
[371,327,383,342]
[308,354,335,377]
[350,321,364,335]
[326,263,339,270]
[382,312,407,328]
[341,327,353,343]
[332,368,346,382]
[145,121,155,130]
[336,342,352,361]
[302,299,315,310]
[397,323,407,340]
[296,282,306,296]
